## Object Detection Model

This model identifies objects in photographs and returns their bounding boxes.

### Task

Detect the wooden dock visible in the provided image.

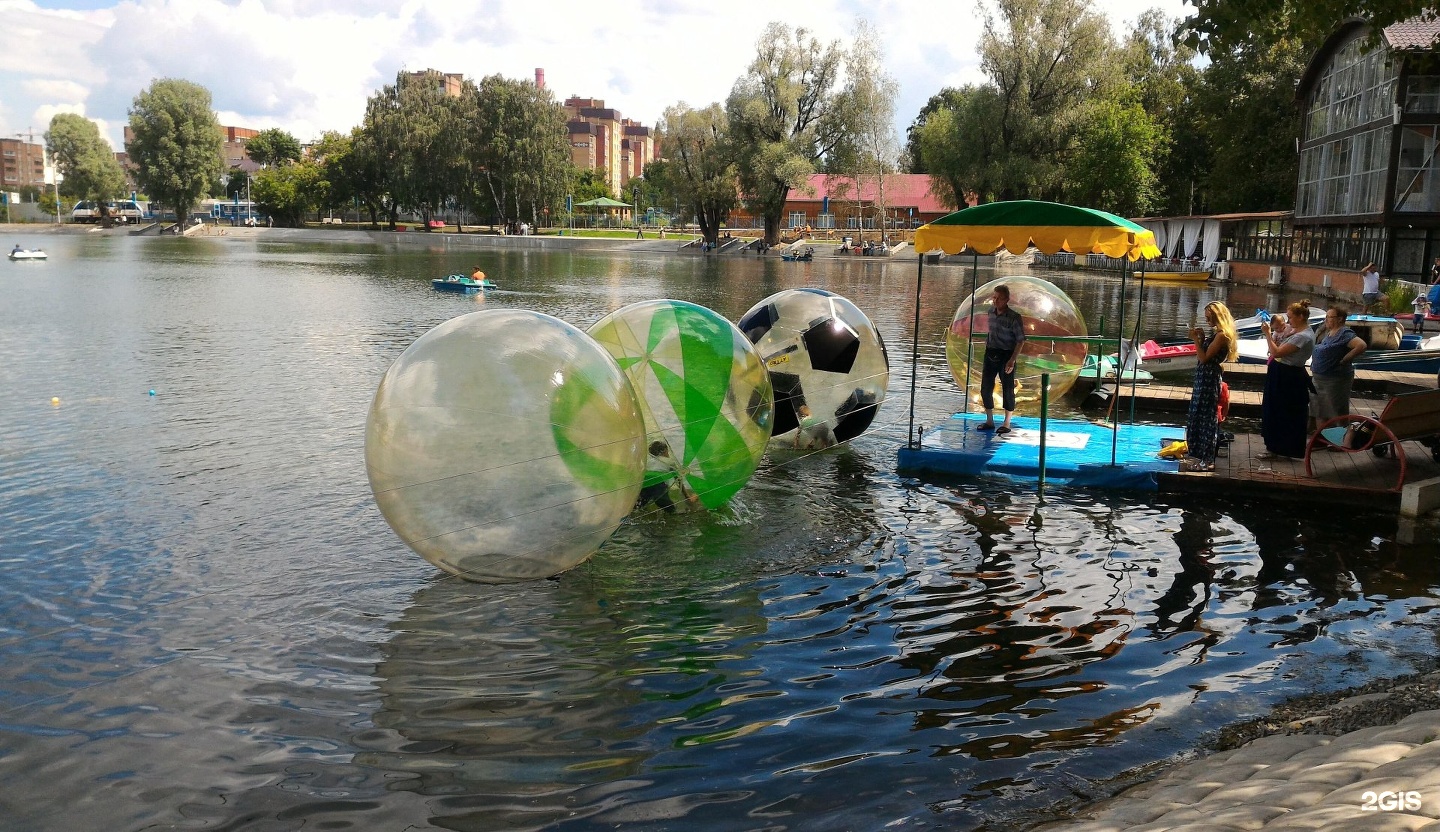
[1159,431,1440,505]
[1078,365,1439,505]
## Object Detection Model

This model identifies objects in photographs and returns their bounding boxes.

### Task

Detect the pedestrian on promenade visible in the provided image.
[1311,305,1368,434]
[1411,291,1431,334]
[1257,301,1316,460]
[1360,261,1381,312]
[975,284,1025,435]
[1183,301,1237,472]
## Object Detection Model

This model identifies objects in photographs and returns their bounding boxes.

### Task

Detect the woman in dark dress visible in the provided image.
[1257,301,1317,459]
[1183,301,1238,472]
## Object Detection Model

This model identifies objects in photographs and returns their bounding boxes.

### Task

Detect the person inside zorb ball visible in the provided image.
[738,289,890,449]
[587,299,773,514]
[946,276,1089,411]
[365,309,648,583]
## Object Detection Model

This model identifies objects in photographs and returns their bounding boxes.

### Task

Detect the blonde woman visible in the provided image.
[1183,302,1238,472]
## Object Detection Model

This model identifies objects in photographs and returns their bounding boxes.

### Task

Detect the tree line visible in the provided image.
[45,1,1414,238]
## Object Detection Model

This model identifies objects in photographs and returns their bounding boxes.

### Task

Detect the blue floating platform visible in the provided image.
[897,412,1181,490]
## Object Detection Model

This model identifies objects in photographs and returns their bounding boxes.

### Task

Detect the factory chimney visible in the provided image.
[535,68,545,89]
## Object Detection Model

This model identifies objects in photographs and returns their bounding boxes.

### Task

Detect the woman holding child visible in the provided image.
[1257,301,1316,459]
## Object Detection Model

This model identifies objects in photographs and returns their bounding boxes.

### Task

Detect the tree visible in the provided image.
[359,71,468,230]
[913,85,1006,207]
[463,74,571,230]
[224,167,249,200]
[309,130,357,219]
[904,88,971,174]
[656,102,739,244]
[46,113,126,225]
[1120,10,1208,216]
[828,20,901,241]
[1192,36,1308,212]
[1064,99,1162,216]
[252,160,323,226]
[571,168,612,202]
[977,0,1117,201]
[244,128,302,167]
[126,78,223,224]
[726,23,870,243]
[1182,0,1433,55]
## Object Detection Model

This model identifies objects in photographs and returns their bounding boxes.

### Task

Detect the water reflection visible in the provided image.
[2,236,1438,831]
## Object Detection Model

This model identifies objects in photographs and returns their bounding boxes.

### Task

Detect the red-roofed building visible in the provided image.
[731,173,956,232]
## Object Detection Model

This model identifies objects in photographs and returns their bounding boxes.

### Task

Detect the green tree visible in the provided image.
[244,128,302,167]
[1182,0,1432,55]
[359,71,468,230]
[224,167,249,200]
[656,102,739,244]
[727,23,870,243]
[1065,99,1162,215]
[914,85,1006,207]
[463,74,571,229]
[46,113,126,224]
[828,20,901,241]
[1120,10,1209,216]
[978,0,1117,200]
[310,130,356,219]
[905,87,970,174]
[1193,36,1308,212]
[252,159,324,226]
[570,168,612,202]
[126,78,224,224]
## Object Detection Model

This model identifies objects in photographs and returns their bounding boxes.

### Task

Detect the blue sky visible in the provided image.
[4,0,1192,163]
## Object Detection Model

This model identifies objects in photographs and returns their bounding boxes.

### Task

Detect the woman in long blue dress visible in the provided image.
[1258,301,1317,459]
[1184,301,1238,472]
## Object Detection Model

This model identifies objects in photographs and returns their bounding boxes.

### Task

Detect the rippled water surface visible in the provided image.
[2,233,1438,831]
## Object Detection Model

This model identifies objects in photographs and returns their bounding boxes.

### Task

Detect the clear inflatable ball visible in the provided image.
[587,300,773,512]
[738,289,889,449]
[365,309,647,583]
[946,276,1089,410]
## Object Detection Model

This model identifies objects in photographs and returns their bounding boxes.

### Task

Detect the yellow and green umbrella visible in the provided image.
[913,199,1161,260]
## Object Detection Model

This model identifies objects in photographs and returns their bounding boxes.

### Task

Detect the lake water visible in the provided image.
[2,233,1437,831]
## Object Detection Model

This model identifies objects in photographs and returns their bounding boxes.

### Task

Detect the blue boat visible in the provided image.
[432,274,496,293]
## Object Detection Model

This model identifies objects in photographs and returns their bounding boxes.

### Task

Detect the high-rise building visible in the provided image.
[0,138,47,191]
[563,96,658,197]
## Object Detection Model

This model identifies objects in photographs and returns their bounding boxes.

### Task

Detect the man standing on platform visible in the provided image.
[977,284,1026,435]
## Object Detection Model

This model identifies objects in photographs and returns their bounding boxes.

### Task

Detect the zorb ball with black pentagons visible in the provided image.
[738,289,890,448]
[587,300,773,511]
[365,309,647,583]
[946,276,1089,411]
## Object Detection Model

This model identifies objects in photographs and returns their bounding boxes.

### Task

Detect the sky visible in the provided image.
[2,0,1192,163]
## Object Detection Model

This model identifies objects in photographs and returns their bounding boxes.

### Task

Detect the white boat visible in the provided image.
[1235,315,1440,374]
[8,249,46,261]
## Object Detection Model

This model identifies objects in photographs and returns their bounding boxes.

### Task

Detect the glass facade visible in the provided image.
[1297,34,1398,219]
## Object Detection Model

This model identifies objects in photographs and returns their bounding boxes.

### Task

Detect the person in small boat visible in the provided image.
[11,244,20,255]
[1257,301,1316,460]
[1182,301,1237,472]
[1310,306,1368,436]
[469,266,487,284]
[977,284,1026,435]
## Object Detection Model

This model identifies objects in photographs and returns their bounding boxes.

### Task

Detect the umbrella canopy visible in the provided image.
[574,197,632,208]
[913,200,1162,261]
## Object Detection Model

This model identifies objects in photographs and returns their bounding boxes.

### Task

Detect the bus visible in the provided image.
[200,199,264,224]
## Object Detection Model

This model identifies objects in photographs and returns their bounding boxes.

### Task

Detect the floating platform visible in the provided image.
[897,412,1180,490]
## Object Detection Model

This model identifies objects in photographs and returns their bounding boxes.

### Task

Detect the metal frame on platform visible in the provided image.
[904,249,1153,483]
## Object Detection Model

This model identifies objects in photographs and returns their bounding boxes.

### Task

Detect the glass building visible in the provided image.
[1292,18,1440,280]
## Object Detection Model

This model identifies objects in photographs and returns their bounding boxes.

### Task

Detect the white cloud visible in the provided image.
[0,0,1193,151]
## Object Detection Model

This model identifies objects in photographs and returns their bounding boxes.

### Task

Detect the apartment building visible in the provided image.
[0,138,47,191]
[405,69,465,97]
[563,96,658,197]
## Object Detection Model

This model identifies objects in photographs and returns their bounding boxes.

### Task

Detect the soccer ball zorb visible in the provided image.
[588,300,773,511]
[946,276,1089,411]
[738,289,889,448]
[365,309,648,583]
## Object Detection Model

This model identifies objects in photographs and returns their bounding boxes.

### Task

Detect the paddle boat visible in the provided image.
[8,248,47,261]
[431,274,495,293]
[781,247,814,262]
[1235,314,1440,374]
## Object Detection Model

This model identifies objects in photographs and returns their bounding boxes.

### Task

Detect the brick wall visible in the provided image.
[1229,261,1363,302]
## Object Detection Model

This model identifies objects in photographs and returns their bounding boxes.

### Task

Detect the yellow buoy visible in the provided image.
[51,397,60,406]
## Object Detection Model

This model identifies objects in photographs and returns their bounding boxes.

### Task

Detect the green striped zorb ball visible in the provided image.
[365,309,647,583]
[587,300,773,511]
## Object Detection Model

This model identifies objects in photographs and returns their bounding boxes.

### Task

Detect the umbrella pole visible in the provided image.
[965,250,978,415]
[908,254,924,448]
[1112,258,1126,467]
[1129,260,1147,424]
